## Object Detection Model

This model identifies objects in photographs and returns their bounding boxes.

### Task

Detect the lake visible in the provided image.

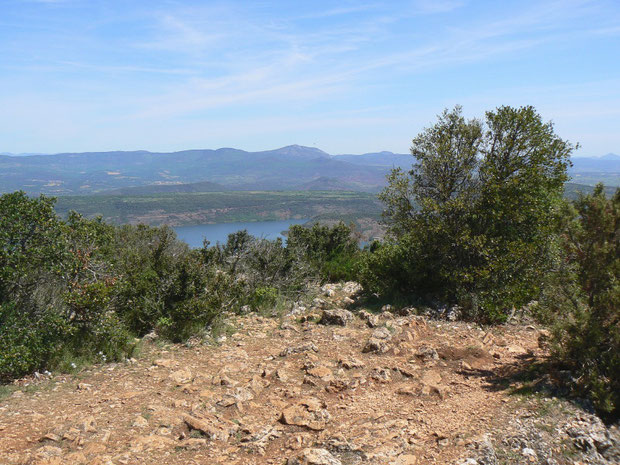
[173,219,309,248]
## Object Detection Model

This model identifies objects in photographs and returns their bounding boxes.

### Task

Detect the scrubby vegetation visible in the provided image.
[357,105,618,418]
[361,105,574,322]
[539,185,619,417]
[53,190,382,225]
[1,105,617,419]
[0,191,356,380]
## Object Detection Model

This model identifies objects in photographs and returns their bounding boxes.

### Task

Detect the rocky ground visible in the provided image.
[0,283,618,465]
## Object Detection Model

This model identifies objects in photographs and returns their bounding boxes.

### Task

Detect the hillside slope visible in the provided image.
[1,284,617,465]
[0,146,391,195]
[4,146,618,197]
[53,191,383,226]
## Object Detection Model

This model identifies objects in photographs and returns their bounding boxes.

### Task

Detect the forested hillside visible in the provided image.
[1,145,618,196]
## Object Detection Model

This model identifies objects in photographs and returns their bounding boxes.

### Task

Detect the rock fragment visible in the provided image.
[320,309,354,326]
[358,310,379,328]
[416,346,439,362]
[288,448,342,465]
[183,414,236,442]
[280,398,331,431]
[362,338,390,354]
[169,369,192,384]
[280,342,319,357]
[338,357,365,369]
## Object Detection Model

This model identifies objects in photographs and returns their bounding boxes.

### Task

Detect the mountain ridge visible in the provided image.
[1,145,618,195]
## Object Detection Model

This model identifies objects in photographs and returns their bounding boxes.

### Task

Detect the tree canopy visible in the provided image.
[368,105,575,320]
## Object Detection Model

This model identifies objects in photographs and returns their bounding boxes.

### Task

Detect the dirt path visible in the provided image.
[0,288,547,465]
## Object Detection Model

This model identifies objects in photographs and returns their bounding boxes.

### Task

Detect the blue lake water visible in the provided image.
[173,219,309,248]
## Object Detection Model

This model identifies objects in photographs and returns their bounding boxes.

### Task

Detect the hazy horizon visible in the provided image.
[1,0,619,156]
[0,145,617,159]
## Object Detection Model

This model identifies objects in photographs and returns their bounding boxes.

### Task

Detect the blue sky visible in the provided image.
[1,0,619,155]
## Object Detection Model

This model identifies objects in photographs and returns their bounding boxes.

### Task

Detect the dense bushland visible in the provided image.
[287,222,361,282]
[358,105,618,417]
[0,191,356,380]
[538,185,619,417]
[361,105,574,322]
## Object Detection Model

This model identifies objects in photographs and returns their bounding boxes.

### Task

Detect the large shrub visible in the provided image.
[365,106,574,321]
[0,191,65,308]
[540,185,619,417]
[0,302,69,380]
[111,224,191,335]
[0,196,139,378]
[200,230,313,312]
[287,222,360,282]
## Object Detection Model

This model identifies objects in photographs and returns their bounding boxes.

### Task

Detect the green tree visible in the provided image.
[380,106,482,238]
[369,105,575,320]
[541,185,619,417]
[0,191,65,306]
[472,106,573,314]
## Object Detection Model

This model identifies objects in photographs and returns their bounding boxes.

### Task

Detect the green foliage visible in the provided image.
[111,224,190,334]
[156,297,218,343]
[201,230,314,312]
[0,302,69,380]
[540,185,619,417]
[250,286,279,311]
[0,194,196,379]
[367,105,575,321]
[54,190,382,226]
[1,192,361,381]
[287,222,360,281]
[0,191,65,306]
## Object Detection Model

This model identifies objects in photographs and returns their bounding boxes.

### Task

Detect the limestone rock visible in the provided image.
[280,398,331,431]
[370,367,392,383]
[358,310,380,328]
[241,425,281,455]
[396,386,417,396]
[325,379,349,393]
[341,281,362,296]
[132,416,149,428]
[62,427,81,442]
[40,432,61,443]
[177,438,208,450]
[320,309,354,326]
[372,327,392,340]
[169,369,192,384]
[338,357,365,369]
[363,338,390,354]
[306,365,333,381]
[416,346,439,362]
[391,454,418,464]
[36,445,63,459]
[280,342,319,357]
[312,298,328,309]
[130,435,175,452]
[82,416,97,433]
[153,359,175,368]
[183,414,237,442]
[288,448,342,465]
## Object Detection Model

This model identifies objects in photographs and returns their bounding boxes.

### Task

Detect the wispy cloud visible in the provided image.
[123,0,597,121]
[1,0,619,154]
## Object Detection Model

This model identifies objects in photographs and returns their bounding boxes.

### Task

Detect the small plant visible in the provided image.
[189,429,206,438]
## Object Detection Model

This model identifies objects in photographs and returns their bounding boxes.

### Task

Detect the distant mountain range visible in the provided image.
[0,145,618,195]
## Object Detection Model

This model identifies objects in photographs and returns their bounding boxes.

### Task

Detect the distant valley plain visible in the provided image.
[2,145,618,240]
